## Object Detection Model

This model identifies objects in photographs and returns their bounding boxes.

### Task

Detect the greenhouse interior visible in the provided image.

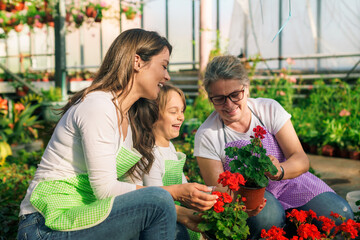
[1,0,360,239]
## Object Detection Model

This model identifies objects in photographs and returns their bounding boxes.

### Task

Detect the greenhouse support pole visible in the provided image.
[199,0,212,73]
[316,0,322,71]
[55,0,67,100]
[278,0,283,69]
[192,0,196,70]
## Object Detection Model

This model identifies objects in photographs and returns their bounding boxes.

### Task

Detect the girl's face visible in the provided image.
[134,48,171,100]
[154,90,185,146]
[208,79,249,125]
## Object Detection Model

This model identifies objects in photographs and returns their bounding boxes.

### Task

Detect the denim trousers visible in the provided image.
[17,187,188,240]
[247,191,354,239]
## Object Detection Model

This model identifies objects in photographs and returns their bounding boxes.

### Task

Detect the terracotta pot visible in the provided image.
[321,145,335,157]
[349,151,360,160]
[237,186,266,210]
[336,148,349,159]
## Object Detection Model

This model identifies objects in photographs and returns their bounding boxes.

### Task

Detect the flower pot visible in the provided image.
[237,186,266,210]
[321,144,335,157]
[336,148,349,159]
[346,190,360,214]
[349,150,360,160]
[41,101,67,122]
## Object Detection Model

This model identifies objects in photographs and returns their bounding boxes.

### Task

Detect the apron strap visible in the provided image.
[222,106,265,144]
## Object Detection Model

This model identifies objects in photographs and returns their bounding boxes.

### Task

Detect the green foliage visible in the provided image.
[355,200,360,223]
[290,79,360,151]
[226,130,278,188]
[0,97,43,145]
[197,197,249,240]
[0,149,42,239]
[41,87,62,102]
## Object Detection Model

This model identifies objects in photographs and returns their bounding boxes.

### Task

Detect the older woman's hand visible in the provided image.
[164,183,218,211]
[265,155,283,181]
[246,198,267,217]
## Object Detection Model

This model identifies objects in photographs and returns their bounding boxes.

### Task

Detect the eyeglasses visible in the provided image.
[209,88,246,106]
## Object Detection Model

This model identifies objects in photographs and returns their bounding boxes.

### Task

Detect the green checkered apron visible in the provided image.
[30,146,141,231]
[162,152,200,240]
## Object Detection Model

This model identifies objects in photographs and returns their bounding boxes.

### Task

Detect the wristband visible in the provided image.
[277,166,284,181]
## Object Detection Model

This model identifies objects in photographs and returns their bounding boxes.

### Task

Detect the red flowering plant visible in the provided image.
[261,209,360,240]
[225,125,278,188]
[197,171,250,240]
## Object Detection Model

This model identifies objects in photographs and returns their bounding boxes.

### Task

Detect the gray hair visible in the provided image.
[203,55,249,94]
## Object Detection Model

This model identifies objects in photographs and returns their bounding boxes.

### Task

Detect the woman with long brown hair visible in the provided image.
[17,29,217,240]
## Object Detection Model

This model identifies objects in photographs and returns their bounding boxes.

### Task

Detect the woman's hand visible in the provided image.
[175,205,203,232]
[163,183,218,211]
[265,155,283,181]
[245,198,267,217]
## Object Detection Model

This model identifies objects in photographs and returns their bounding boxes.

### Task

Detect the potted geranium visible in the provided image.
[225,125,278,209]
[197,171,250,240]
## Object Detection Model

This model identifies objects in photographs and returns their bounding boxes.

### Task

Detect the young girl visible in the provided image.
[17,29,216,240]
[143,84,202,239]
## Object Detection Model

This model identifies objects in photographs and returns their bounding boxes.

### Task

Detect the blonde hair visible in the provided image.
[156,83,186,116]
[204,55,249,95]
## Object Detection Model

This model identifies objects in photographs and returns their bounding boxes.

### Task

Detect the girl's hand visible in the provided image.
[164,183,218,211]
[175,205,202,232]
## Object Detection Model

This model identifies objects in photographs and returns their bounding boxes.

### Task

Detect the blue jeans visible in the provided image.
[17,187,183,240]
[247,191,354,239]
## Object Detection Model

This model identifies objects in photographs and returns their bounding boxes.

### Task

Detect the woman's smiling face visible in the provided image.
[154,90,185,146]
[209,79,249,125]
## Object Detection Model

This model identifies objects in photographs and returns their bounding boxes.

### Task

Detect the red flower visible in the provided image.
[0,97,8,110]
[286,209,308,224]
[318,216,335,234]
[252,125,266,139]
[330,211,341,219]
[297,223,321,240]
[306,210,317,221]
[222,192,232,203]
[213,198,225,213]
[334,219,360,239]
[217,171,246,191]
[261,226,288,240]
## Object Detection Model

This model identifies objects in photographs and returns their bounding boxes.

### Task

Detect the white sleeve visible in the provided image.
[142,148,164,186]
[251,98,291,135]
[75,95,136,199]
[194,112,224,161]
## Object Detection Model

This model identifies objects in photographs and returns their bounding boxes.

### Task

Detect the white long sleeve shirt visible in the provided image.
[20,91,138,216]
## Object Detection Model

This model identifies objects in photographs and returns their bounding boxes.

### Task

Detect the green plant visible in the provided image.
[225,125,278,188]
[0,96,42,145]
[0,161,38,239]
[41,87,62,102]
[197,171,249,240]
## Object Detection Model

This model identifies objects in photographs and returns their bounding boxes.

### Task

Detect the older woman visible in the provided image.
[194,55,354,239]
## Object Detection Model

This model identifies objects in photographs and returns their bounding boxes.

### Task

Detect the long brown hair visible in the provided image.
[61,28,172,178]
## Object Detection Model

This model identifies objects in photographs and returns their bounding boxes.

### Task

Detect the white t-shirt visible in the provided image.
[194,98,291,162]
[142,142,187,186]
[20,91,139,216]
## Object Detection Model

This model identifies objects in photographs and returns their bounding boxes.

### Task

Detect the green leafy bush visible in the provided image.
[0,149,42,239]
